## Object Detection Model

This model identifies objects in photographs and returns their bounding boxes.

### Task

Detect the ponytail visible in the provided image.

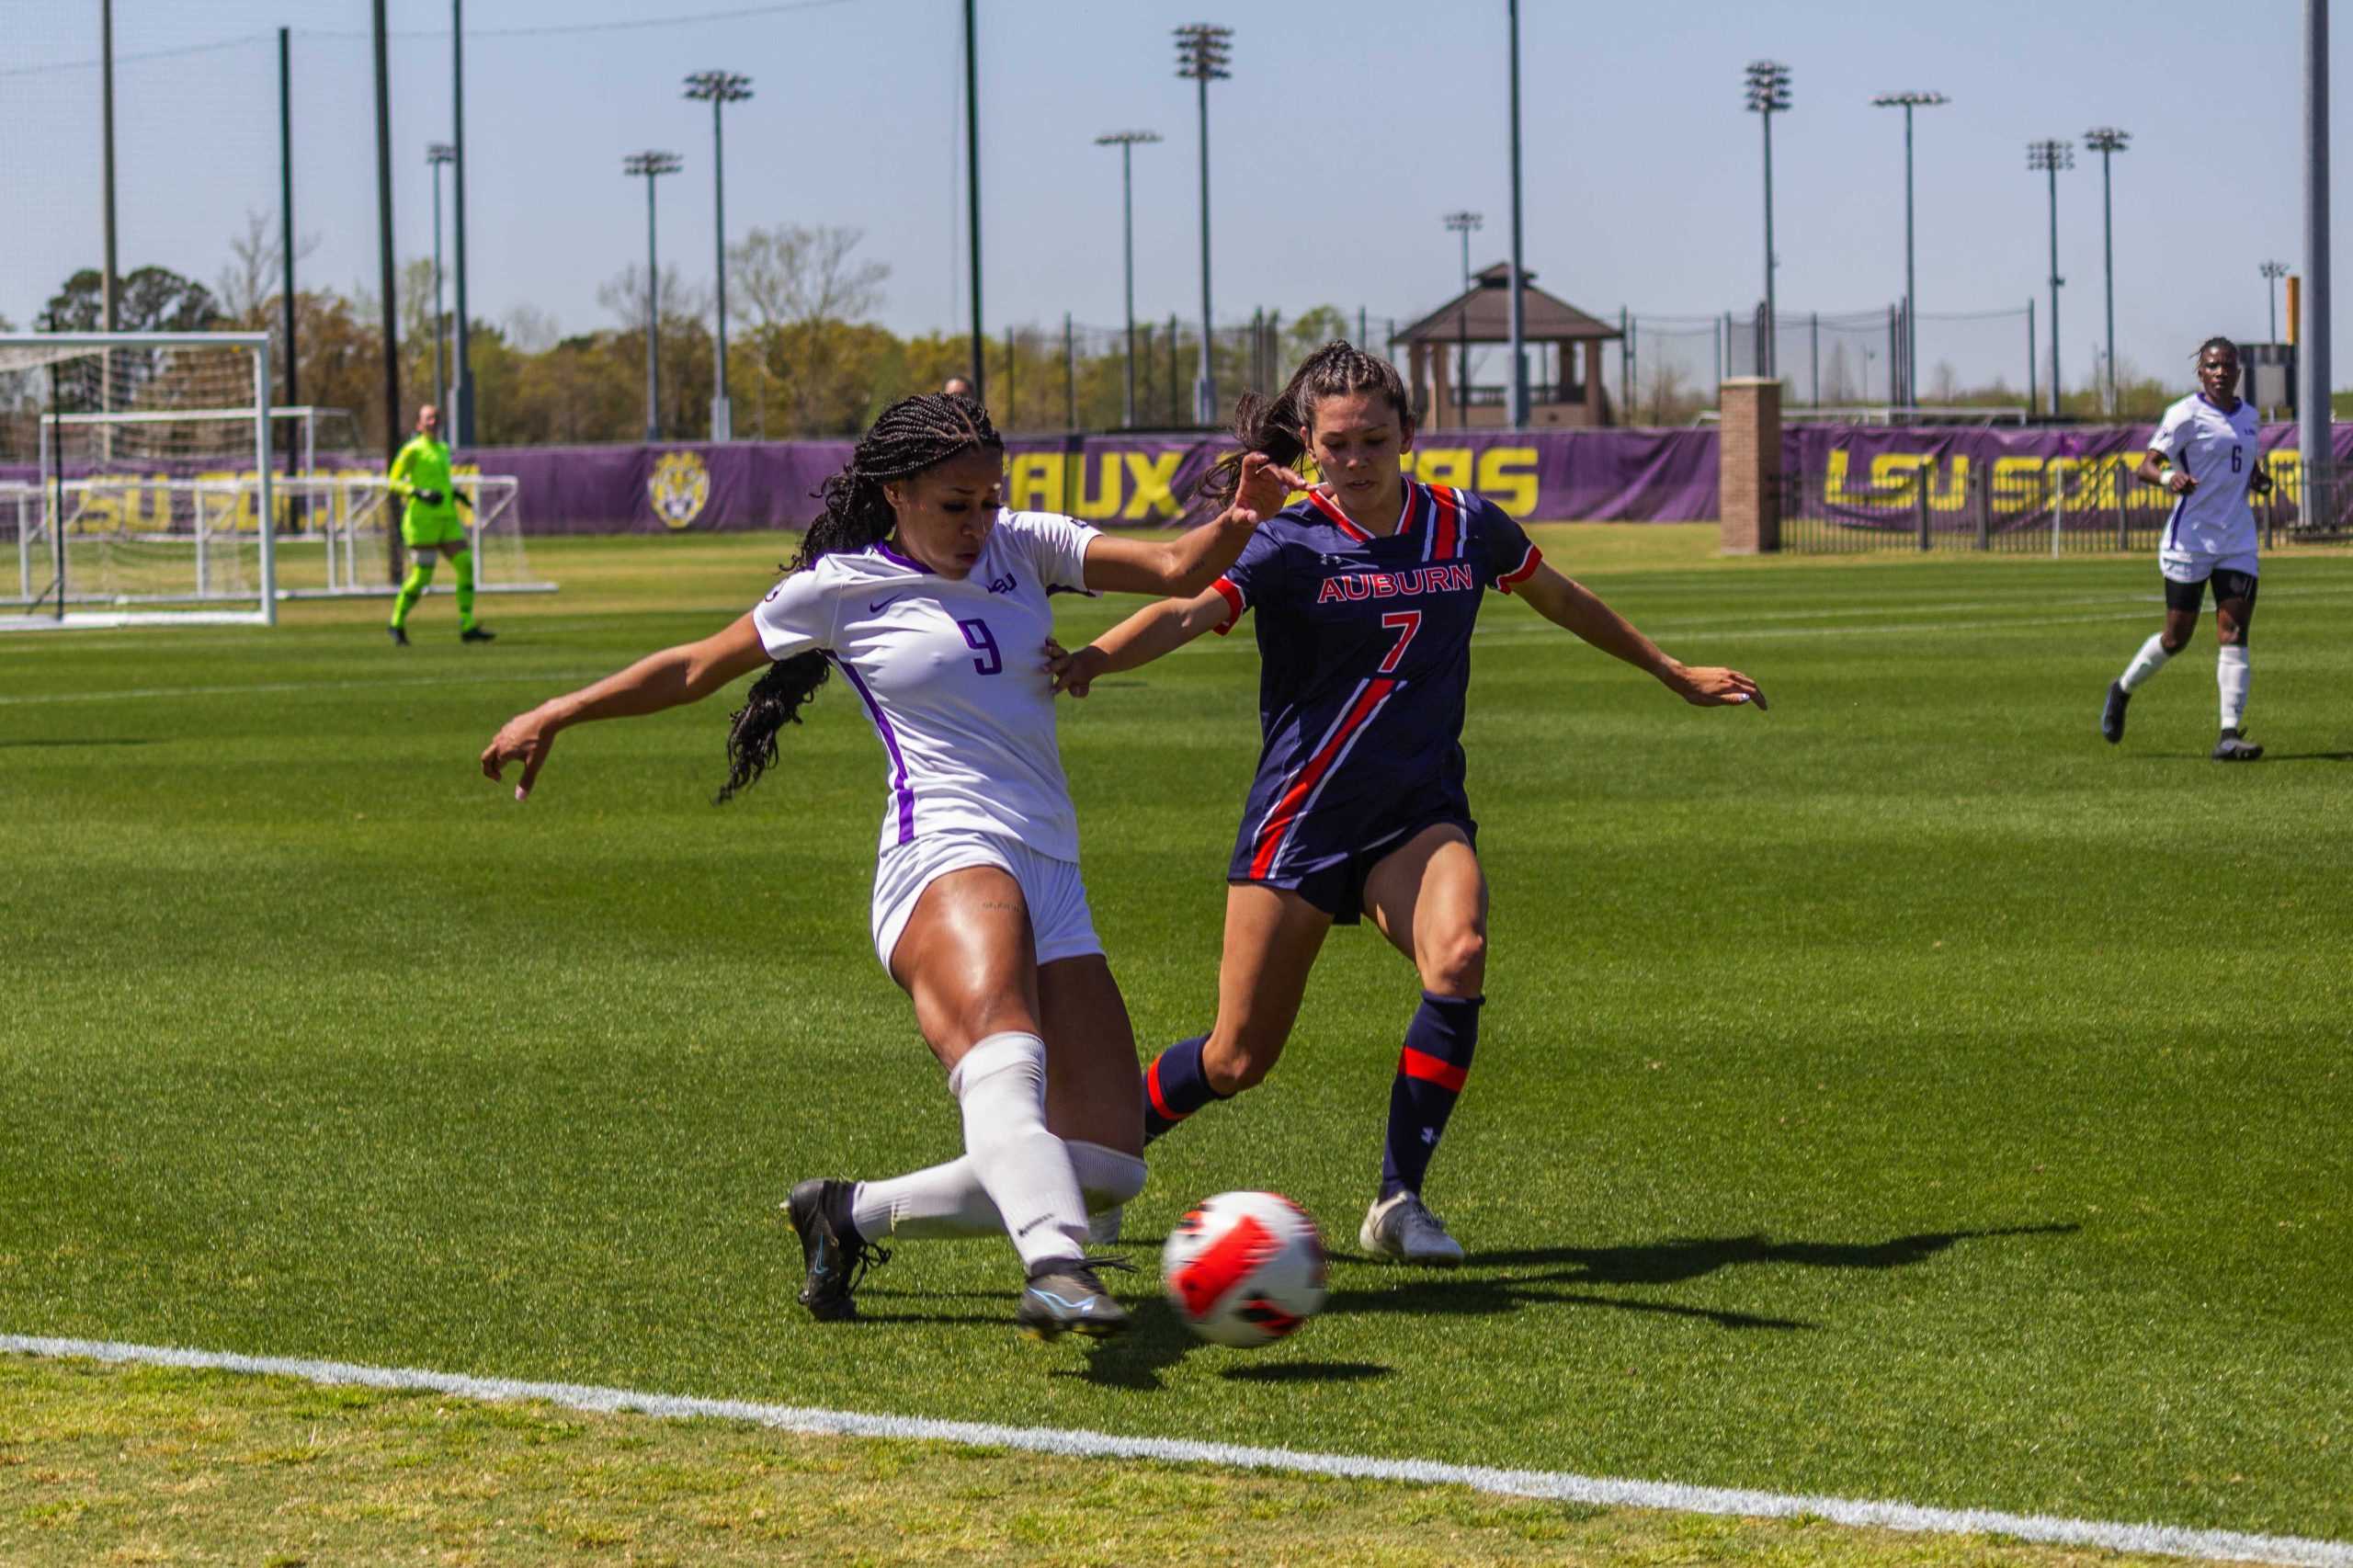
[1193,340,1413,510]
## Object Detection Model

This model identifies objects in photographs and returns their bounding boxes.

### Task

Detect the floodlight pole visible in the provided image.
[371,0,402,583]
[1873,92,1945,407]
[685,72,752,442]
[2086,129,2129,415]
[1176,25,1232,426]
[2028,139,2072,418]
[2302,0,2333,516]
[964,0,983,400]
[1745,62,1792,381]
[1506,0,1528,426]
[278,28,299,424]
[2261,259,2290,343]
[624,152,684,443]
[427,144,455,413]
[452,0,474,445]
[1444,211,1482,425]
[1096,131,1162,428]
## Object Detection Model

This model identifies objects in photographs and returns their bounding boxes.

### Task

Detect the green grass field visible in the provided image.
[4,528,2348,1562]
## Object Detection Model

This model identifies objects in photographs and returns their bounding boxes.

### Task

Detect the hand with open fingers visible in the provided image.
[1229,450,1309,526]
[1668,663,1768,710]
[1048,640,1107,699]
[481,708,559,801]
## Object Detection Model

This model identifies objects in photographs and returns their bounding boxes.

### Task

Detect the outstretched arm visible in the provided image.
[1048,588,1228,697]
[1078,450,1305,598]
[480,611,771,799]
[1515,562,1765,709]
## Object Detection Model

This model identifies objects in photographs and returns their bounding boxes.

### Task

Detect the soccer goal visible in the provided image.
[0,331,278,629]
[270,471,556,601]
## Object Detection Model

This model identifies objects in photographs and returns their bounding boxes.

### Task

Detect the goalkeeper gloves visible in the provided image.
[414,487,445,506]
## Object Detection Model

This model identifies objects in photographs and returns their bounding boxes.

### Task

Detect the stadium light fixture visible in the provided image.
[2260,258,2290,342]
[684,71,753,443]
[1870,91,1947,408]
[2083,127,2130,415]
[1745,62,1792,381]
[1095,131,1164,428]
[2027,139,2074,418]
[426,143,457,415]
[622,151,685,443]
[1443,211,1483,425]
[1175,24,1233,425]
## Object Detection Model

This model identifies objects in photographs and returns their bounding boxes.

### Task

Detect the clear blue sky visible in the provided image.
[5,0,2346,395]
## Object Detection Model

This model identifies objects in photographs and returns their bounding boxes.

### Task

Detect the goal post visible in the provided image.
[0,331,277,629]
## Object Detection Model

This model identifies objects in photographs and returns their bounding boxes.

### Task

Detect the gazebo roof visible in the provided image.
[1394,263,1621,346]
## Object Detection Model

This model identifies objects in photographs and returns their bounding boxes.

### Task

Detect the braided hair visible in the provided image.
[1193,340,1413,510]
[2196,335,2239,362]
[715,392,1001,803]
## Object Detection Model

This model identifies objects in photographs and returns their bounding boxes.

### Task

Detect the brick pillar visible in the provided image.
[1719,375,1781,554]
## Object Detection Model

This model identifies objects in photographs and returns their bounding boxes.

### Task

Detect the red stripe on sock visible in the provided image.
[1146,1057,1180,1122]
[1400,1047,1468,1094]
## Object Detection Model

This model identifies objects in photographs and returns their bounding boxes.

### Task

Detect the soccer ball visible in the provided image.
[1161,1190,1328,1348]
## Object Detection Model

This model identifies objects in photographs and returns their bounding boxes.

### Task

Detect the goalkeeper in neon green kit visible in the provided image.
[386,403,493,645]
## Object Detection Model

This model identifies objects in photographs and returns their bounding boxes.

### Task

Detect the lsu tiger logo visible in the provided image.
[649,449,711,530]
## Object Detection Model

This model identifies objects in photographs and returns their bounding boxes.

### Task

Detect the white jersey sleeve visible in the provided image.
[749,565,840,660]
[997,509,1101,595]
[2148,400,2195,464]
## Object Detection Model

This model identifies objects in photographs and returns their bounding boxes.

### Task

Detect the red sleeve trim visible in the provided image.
[1211,576,1245,635]
[1497,544,1542,593]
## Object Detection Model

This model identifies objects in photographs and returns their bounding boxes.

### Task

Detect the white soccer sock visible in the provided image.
[2218,644,2251,732]
[946,1031,1089,1269]
[2119,632,2173,693]
[851,1142,1145,1241]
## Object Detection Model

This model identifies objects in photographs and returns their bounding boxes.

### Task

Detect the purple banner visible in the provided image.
[1787,422,2353,531]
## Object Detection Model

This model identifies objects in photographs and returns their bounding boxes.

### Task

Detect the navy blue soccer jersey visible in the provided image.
[1211,481,1541,887]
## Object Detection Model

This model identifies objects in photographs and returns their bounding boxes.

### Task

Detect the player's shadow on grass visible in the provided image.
[1050,1297,1394,1393]
[2262,750,2353,762]
[1325,1223,2078,1333]
[0,737,154,748]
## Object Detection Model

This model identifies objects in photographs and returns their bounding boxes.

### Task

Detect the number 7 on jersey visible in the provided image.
[1377,610,1422,675]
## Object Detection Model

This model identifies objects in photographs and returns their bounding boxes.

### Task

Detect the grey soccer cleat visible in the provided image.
[1359,1191,1465,1267]
[2099,681,2129,744]
[2211,728,2265,762]
[1016,1257,1133,1342]
[783,1178,890,1323]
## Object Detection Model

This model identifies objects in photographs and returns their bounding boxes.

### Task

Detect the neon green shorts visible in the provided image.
[401,509,468,550]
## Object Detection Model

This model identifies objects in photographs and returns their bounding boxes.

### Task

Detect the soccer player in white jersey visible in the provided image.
[481,393,1300,1342]
[2101,337,2274,761]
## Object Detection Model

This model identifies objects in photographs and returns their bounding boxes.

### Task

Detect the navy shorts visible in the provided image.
[1229,801,1478,926]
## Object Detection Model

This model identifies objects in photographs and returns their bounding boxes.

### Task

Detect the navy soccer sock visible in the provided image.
[1379,993,1483,1199]
[1143,1034,1226,1142]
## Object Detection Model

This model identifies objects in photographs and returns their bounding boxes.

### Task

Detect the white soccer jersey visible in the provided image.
[750,510,1099,861]
[2148,392,2264,560]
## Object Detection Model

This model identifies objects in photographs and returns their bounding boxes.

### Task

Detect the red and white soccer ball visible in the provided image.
[1161,1190,1329,1347]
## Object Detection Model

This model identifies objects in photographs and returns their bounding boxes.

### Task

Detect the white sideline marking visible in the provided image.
[4,1335,2345,1567]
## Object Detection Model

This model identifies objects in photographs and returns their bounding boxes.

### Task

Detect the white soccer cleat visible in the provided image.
[1358,1191,1465,1267]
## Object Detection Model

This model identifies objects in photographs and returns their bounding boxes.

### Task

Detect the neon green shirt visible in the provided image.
[389,436,457,522]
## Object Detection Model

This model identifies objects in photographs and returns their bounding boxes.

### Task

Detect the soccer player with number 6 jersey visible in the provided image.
[2101,337,2274,761]
[481,392,1301,1342]
[1051,343,1765,1265]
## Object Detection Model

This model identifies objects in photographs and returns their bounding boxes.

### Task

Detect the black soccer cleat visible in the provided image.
[2099,680,2129,744]
[386,624,409,647]
[1016,1256,1133,1343]
[2211,728,2265,763]
[784,1178,889,1323]
[460,625,496,643]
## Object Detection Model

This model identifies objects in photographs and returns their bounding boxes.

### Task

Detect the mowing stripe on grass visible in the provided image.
[5,1335,2345,1567]
[0,669,609,708]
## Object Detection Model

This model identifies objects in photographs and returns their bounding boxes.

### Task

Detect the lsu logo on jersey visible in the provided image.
[1313,562,1477,605]
[985,572,1019,595]
[649,450,711,530]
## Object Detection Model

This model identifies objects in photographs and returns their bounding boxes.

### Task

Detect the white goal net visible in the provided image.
[0,331,278,627]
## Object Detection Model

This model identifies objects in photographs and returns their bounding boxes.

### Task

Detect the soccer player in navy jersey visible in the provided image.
[1051,343,1763,1265]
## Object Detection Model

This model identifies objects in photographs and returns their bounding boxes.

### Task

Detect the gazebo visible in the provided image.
[1394,263,1621,429]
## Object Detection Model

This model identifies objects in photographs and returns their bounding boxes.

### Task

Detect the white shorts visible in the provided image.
[2159,548,2258,585]
[870,828,1103,974]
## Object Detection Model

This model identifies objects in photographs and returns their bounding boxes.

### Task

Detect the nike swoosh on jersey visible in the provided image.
[869,593,910,613]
